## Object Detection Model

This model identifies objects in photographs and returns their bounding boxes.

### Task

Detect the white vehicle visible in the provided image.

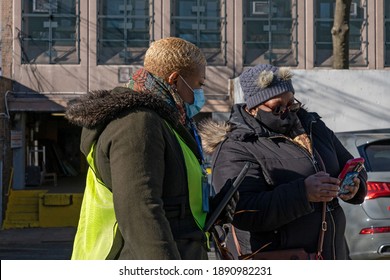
[336,129,390,260]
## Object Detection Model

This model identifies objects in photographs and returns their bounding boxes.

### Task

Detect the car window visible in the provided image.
[363,140,390,172]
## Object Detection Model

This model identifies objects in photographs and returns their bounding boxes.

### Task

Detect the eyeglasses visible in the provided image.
[262,98,302,118]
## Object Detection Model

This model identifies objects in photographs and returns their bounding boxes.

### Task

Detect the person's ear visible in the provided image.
[167,72,180,85]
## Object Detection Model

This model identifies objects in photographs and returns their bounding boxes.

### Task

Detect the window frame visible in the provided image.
[314,0,368,68]
[20,0,80,65]
[171,0,227,66]
[384,0,390,66]
[242,0,298,67]
[96,0,154,65]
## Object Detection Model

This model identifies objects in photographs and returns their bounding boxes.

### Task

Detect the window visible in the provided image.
[314,0,368,67]
[21,0,80,64]
[171,0,227,66]
[243,0,298,66]
[97,0,153,65]
[385,0,390,66]
[362,140,390,172]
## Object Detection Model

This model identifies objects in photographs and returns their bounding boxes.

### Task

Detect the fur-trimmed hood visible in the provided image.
[198,119,231,155]
[198,103,320,155]
[198,103,267,155]
[65,86,180,129]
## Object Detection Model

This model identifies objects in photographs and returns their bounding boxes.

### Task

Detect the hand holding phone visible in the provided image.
[338,158,365,195]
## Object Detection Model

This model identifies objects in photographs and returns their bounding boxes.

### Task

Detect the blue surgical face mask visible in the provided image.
[180,76,205,118]
[185,88,205,118]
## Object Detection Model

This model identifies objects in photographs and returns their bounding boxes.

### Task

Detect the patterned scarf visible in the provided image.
[293,133,313,155]
[126,68,187,126]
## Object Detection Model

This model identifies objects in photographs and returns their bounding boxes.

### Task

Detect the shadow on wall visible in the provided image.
[230,70,390,133]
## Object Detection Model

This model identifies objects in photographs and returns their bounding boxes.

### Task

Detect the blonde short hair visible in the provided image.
[144,37,206,80]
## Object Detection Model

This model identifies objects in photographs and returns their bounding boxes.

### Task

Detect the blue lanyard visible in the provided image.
[190,120,210,213]
[189,120,205,164]
[189,120,210,213]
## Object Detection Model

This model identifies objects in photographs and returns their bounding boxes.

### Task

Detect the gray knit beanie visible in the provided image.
[240,64,295,110]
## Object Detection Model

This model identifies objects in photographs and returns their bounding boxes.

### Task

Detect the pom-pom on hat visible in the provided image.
[240,64,295,110]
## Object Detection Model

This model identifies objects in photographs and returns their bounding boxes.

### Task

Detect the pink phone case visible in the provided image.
[338,158,365,194]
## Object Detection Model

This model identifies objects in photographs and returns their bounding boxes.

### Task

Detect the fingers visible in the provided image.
[307,188,339,202]
[229,197,237,209]
[353,177,361,186]
[339,189,357,201]
[221,191,239,224]
[232,191,239,203]
[305,172,340,202]
[314,171,329,177]
[311,173,340,188]
[339,178,360,201]
[320,188,339,197]
[317,175,340,185]
[224,203,234,223]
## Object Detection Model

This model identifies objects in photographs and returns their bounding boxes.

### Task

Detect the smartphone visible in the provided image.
[338,158,365,195]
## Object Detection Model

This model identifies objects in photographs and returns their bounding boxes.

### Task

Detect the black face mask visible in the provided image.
[255,110,299,135]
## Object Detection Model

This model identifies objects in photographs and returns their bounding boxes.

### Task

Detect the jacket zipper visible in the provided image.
[270,119,337,259]
[306,118,336,259]
[308,119,322,172]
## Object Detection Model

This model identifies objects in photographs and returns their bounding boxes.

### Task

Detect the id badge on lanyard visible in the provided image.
[190,120,211,213]
[201,168,210,213]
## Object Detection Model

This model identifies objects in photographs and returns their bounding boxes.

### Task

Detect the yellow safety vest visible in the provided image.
[71,124,207,259]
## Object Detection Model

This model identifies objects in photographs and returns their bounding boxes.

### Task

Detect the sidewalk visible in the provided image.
[0,227,217,260]
[0,227,76,245]
[0,227,76,260]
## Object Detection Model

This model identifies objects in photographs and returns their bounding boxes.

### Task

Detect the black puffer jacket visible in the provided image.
[200,104,367,260]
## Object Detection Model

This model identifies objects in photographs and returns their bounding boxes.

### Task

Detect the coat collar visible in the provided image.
[66,87,203,162]
[199,103,322,155]
[65,87,180,130]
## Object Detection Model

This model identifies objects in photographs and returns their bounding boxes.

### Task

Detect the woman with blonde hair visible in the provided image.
[66,37,209,259]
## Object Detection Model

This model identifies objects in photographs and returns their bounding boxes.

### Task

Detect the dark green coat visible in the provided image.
[66,87,207,259]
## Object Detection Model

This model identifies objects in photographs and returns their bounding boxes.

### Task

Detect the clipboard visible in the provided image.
[204,161,251,232]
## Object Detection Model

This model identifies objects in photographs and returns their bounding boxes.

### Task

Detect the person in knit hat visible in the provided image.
[199,64,367,260]
[240,64,295,110]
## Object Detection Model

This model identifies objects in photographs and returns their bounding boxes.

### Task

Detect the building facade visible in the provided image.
[1,0,390,196]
